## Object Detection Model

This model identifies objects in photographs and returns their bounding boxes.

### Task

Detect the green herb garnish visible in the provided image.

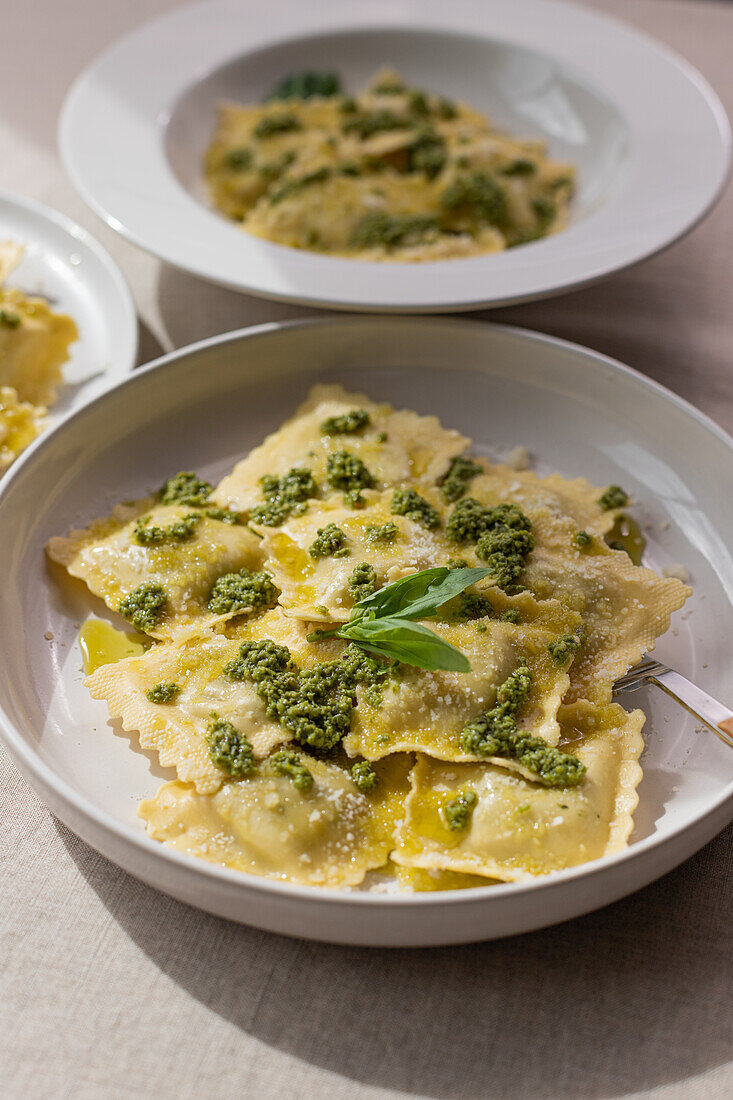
[254,113,302,138]
[158,471,212,506]
[134,513,200,546]
[326,450,375,506]
[250,467,319,525]
[574,530,593,548]
[270,749,314,790]
[390,487,440,530]
[366,521,398,544]
[208,570,278,615]
[598,485,629,511]
[267,71,341,101]
[309,523,350,559]
[320,408,371,435]
[351,760,379,792]
[440,456,482,502]
[206,713,256,777]
[146,681,180,704]
[348,562,378,602]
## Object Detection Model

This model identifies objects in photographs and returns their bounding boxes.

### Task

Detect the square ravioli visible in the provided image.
[47,498,267,639]
[211,383,470,514]
[139,753,412,888]
[392,700,645,881]
[85,607,314,794]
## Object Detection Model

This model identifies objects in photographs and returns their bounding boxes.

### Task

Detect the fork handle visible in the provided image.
[650,669,733,750]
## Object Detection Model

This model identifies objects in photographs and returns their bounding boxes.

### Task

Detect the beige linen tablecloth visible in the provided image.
[1,1,731,1097]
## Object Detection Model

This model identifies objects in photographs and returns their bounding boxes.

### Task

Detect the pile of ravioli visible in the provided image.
[47,385,690,891]
[204,68,574,261]
[0,242,78,472]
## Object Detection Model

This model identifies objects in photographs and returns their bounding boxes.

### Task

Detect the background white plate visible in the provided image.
[0,191,137,425]
[59,0,731,312]
[0,317,731,946]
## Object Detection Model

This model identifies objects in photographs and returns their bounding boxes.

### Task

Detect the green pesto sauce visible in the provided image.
[407,128,447,178]
[270,749,314,791]
[224,147,253,171]
[348,562,378,602]
[440,172,508,229]
[309,523,350,559]
[454,591,494,621]
[351,760,379,792]
[440,456,482,502]
[390,487,440,530]
[339,96,357,114]
[269,166,333,204]
[372,80,406,95]
[158,471,213,507]
[574,530,593,548]
[134,513,200,546]
[501,608,521,624]
[146,681,180,704]
[461,664,586,787]
[442,789,477,831]
[200,506,246,525]
[350,212,439,250]
[547,632,584,665]
[438,97,457,120]
[342,110,414,139]
[598,485,629,511]
[254,113,302,138]
[326,450,375,507]
[532,196,556,229]
[476,526,535,592]
[320,408,371,436]
[446,499,531,544]
[366,521,398,545]
[250,466,319,525]
[0,308,21,328]
[208,569,278,615]
[267,71,341,102]
[118,583,167,633]
[223,638,389,752]
[206,713,256,777]
[501,158,536,176]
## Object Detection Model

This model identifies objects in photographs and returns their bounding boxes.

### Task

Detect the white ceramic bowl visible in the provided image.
[59,0,730,312]
[0,190,137,420]
[1,317,731,946]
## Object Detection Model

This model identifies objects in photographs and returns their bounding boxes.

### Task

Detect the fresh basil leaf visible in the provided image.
[353,565,489,622]
[340,616,471,672]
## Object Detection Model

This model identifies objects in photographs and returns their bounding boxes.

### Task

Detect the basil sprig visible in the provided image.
[310,566,489,672]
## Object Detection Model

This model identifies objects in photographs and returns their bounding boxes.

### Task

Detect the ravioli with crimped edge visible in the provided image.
[48,383,690,893]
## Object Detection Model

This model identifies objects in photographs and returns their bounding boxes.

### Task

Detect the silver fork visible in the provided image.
[613,658,733,750]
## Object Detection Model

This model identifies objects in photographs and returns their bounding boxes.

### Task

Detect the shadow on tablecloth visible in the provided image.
[57,819,732,1100]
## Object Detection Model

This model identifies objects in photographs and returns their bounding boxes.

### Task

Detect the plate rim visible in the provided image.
[57,0,732,312]
[0,187,139,386]
[1,315,732,925]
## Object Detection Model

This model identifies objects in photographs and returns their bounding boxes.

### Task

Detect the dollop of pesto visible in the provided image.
[200,506,246,525]
[461,665,586,787]
[442,789,477,831]
[339,95,357,114]
[440,456,482,502]
[598,485,629,511]
[158,471,212,506]
[267,71,341,102]
[326,450,375,506]
[574,530,593,548]
[547,632,584,666]
[254,113,302,138]
[348,562,378,602]
[0,308,21,328]
[250,466,319,525]
[342,110,414,139]
[146,681,180,704]
[224,147,253,170]
[118,583,167,633]
[407,128,447,179]
[206,713,256,778]
[208,569,278,615]
[532,196,556,230]
[501,608,521,624]
[476,526,535,592]
[366,521,398,545]
[270,749,314,791]
[455,591,494,620]
[351,760,379,792]
[501,158,536,177]
[440,172,508,228]
[320,408,371,436]
[133,513,200,546]
[349,212,439,250]
[224,639,389,752]
[270,166,333,204]
[372,79,406,95]
[309,523,350,559]
[390,487,440,530]
[446,499,531,544]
